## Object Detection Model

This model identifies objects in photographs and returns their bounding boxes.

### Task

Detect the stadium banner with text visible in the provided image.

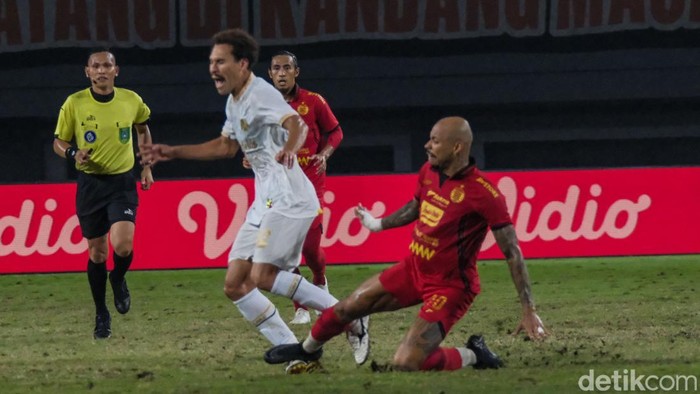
[2,0,700,52]
[1,166,698,274]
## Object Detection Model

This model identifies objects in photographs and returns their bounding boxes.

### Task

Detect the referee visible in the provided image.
[53,49,154,339]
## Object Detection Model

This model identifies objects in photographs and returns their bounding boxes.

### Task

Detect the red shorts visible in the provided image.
[379,255,476,334]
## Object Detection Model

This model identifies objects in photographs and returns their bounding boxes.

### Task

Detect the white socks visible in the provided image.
[271,270,338,311]
[457,347,477,367]
[234,288,297,345]
[302,335,325,353]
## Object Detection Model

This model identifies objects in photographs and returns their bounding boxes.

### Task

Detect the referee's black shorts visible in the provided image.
[76,171,138,239]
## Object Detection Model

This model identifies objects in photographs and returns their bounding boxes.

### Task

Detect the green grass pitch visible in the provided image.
[1,255,698,393]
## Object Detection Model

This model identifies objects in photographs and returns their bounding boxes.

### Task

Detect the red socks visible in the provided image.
[302,222,326,285]
[310,308,347,342]
[420,348,462,371]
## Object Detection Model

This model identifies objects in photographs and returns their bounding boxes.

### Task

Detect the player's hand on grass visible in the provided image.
[355,204,383,232]
[513,310,548,341]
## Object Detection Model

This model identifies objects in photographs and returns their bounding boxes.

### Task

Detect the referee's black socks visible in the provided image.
[87,259,108,315]
[111,251,133,283]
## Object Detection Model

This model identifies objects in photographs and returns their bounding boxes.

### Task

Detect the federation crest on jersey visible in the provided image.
[119,127,130,144]
[84,130,97,143]
[450,185,465,203]
[240,119,249,132]
[297,103,309,116]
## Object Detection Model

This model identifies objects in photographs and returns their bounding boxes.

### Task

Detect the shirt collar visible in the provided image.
[287,83,300,102]
[233,72,255,101]
[430,157,477,180]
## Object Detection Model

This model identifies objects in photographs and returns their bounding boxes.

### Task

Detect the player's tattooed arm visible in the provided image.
[493,224,535,310]
[381,199,420,230]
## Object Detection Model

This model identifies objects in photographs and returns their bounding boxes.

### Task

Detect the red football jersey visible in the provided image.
[288,85,342,198]
[409,160,512,294]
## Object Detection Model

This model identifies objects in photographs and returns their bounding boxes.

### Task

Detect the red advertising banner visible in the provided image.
[1,167,699,274]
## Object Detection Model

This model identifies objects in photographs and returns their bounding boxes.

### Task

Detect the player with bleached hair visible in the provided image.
[264,116,548,372]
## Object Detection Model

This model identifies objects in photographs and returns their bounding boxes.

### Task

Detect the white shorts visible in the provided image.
[228,211,314,271]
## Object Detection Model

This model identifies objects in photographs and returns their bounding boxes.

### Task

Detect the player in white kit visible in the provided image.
[139,28,368,373]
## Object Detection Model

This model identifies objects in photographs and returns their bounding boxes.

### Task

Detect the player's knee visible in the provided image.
[112,244,133,258]
[88,246,108,263]
[392,354,421,371]
[89,252,108,264]
[249,264,278,291]
[223,281,247,301]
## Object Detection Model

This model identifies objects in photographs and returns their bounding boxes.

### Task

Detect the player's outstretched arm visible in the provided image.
[493,224,549,341]
[140,135,239,166]
[355,199,419,232]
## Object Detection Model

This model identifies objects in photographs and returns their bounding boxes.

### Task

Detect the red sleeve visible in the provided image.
[414,163,430,201]
[473,177,512,230]
[314,95,343,150]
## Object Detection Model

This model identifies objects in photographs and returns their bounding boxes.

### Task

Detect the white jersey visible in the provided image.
[221,74,319,225]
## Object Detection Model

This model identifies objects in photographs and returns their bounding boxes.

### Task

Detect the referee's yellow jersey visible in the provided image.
[55,87,151,175]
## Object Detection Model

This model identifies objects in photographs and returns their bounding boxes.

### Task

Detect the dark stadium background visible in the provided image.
[1,8,699,184]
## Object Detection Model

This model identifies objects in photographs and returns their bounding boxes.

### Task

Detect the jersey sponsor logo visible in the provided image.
[450,185,465,203]
[84,131,97,143]
[123,208,134,216]
[426,190,450,207]
[476,177,499,198]
[297,156,312,167]
[86,115,96,122]
[419,200,444,227]
[297,102,309,115]
[119,127,130,144]
[409,240,436,260]
[424,294,448,313]
[413,228,440,247]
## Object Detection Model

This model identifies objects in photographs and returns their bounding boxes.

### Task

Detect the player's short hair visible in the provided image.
[212,28,259,69]
[270,50,299,68]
